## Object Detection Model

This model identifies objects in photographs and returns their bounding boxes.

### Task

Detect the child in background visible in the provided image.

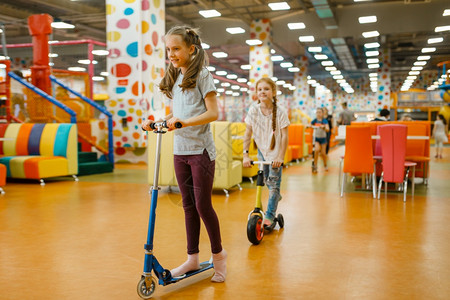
[311,108,330,173]
[242,78,290,229]
[142,25,226,283]
[433,114,448,159]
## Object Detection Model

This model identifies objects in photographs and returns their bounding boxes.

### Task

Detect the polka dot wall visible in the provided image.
[376,48,391,111]
[106,0,165,163]
[249,19,273,95]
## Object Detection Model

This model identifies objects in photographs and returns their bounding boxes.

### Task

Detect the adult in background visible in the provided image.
[373,108,390,121]
[337,102,356,125]
[323,107,333,154]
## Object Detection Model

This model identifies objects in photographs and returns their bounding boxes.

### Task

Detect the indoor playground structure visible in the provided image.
[0,14,114,180]
[437,61,450,125]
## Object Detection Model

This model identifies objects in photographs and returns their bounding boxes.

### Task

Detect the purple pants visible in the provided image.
[174,150,223,254]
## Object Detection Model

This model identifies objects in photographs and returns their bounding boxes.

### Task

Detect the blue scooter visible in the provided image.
[138,121,214,299]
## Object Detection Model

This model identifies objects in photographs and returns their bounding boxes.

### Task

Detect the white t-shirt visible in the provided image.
[245,102,290,161]
[172,68,216,160]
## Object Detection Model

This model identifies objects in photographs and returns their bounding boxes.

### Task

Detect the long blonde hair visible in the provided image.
[159,25,208,99]
[256,78,278,150]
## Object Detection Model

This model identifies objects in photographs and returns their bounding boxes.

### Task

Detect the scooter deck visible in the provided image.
[170,261,214,283]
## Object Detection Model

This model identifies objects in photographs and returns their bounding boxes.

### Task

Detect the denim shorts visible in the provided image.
[315,137,327,145]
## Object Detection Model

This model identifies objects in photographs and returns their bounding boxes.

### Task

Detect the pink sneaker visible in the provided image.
[263,218,274,227]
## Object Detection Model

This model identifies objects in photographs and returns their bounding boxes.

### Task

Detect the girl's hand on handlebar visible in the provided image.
[243,156,252,168]
[272,158,283,168]
[166,117,184,131]
[141,119,153,131]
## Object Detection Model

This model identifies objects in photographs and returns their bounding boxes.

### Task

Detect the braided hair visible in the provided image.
[159,25,208,99]
[255,77,278,150]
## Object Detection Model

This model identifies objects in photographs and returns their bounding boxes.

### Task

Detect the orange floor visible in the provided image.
[0,147,449,299]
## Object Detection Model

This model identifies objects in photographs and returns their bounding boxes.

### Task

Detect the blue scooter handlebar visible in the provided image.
[142,121,183,131]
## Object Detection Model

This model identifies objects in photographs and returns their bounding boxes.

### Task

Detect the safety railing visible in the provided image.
[50,75,114,164]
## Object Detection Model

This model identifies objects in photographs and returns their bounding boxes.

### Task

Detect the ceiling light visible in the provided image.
[237,78,248,83]
[221,82,231,87]
[92,76,105,81]
[435,25,450,32]
[214,79,220,84]
[48,53,58,58]
[289,86,296,91]
[314,54,328,60]
[271,49,276,54]
[358,16,377,24]
[199,10,221,18]
[231,85,240,90]
[366,58,379,64]
[226,27,245,34]
[91,50,109,56]
[232,92,240,97]
[364,42,380,48]
[240,64,252,70]
[271,55,284,61]
[280,62,293,68]
[444,9,450,16]
[411,66,423,71]
[240,87,248,91]
[246,39,263,46]
[369,73,377,77]
[417,55,431,61]
[428,37,443,44]
[212,52,228,58]
[362,31,380,38]
[271,77,278,82]
[51,22,75,29]
[216,70,227,76]
[321,61,334,66]
[308,47,322,52]
[268,2,290,10]
[307,80,317,85]
[78,59,98,64]
[288,67,300,72]
[207,66,216,71]
[366,51,379,57]
[68,67,86,72]
[201,43,210,49]
[288,22,305,30]
[337,79,346,84]
[414,61,427,66]
[407,76,417,80]
[299,36,314,42]
[370,77,377,81]
[330,70,341,75]
[227,74,238,79]
[100,72,109,76]
[225,91,233,95]
[368,64,380,69]
[409,71,420,75]
[217,88,225,93]
[333,75,344,79]
[276,80,286,85]
[325,66,337,71]
[421,47,436,53]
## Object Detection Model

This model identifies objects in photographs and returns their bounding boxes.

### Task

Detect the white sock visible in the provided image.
[211,249,227,283]
[170,253,200,278]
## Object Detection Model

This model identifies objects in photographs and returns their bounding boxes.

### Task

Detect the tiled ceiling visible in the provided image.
[0,0,449,86]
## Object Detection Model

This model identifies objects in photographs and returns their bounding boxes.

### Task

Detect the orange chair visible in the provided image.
[377,125,417,201]
[340,126,377,198]
[288,124,304,162]
[0,163,6,194]
[403,122,430,185]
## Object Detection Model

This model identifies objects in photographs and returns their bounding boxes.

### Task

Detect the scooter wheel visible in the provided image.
[137,276,156,299]
[277,213,284,228]
[247,215,264,245]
